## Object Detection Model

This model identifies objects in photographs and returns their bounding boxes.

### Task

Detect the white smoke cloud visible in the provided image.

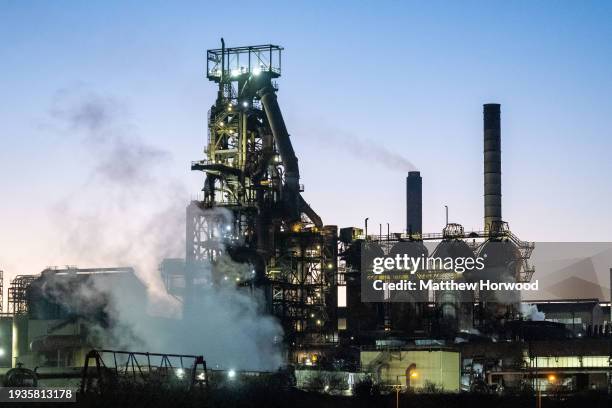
[520,303,545,321]
[44,86,283,370]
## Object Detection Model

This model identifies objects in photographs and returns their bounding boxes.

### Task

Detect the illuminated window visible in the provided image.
[337,285,347,307]
[338,318,347,330]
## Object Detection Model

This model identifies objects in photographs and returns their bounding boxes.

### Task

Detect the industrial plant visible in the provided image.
[1,41,611,401]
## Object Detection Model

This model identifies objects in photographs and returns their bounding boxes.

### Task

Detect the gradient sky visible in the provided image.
[2,1,612,287]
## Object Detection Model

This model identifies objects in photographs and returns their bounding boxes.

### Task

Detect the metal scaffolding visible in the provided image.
[8,274,38,315]
[185,41,337,347]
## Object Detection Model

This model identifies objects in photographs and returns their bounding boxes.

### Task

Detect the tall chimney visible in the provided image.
[484,104,502,232]
[406,171,422,236]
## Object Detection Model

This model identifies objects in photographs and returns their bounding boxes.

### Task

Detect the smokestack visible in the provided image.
[406,171,422,236]
[484,103,502,232]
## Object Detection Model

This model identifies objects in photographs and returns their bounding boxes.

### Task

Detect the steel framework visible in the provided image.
[7,274,38,315]
[185,40,337,347]
[80,349,208,393]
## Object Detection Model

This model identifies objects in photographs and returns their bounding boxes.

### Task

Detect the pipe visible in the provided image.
[445,205,448,226]
[258,84,300,219]
[299,195,323,228]
[484,103,502,232]
[406,171,422,235]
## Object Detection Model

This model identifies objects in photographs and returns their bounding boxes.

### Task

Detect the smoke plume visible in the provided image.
[341,136,417,172]
[520,303,545,321]
[309,127,417,172]
[45,86,283,370]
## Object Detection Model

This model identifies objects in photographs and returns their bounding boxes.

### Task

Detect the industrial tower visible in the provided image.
[185,41,338,348]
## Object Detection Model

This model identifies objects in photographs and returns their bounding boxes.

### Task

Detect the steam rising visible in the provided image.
[520,303,545,321]
[310,129,417,172]
[342,136,417,172]
[46,86,283,370]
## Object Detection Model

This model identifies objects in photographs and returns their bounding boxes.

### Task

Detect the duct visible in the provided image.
[483,103,502,232]
[258,84,301,219]
[406,171,422,235]
[299,195,323,228]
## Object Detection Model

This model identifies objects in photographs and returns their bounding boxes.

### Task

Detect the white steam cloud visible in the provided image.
[520,303,545,321]
[45,86,283,370]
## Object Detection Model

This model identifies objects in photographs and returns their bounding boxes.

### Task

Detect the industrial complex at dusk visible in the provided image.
[2,2,612,407]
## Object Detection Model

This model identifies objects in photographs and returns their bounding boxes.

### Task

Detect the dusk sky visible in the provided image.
[2,1,612,286]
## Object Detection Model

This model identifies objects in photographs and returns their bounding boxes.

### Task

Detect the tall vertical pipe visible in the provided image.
[406,171,422,236]
[258,84,301,220]
[484,104,502,232]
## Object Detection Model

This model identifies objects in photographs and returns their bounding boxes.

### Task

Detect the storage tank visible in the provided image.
[387,241,429,333]
[477,240,521,319]
[431,240,476,334]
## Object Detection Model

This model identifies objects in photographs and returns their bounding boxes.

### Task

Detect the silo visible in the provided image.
[477,240,521,320]
[431,240,476,334]
[387,241,429,333]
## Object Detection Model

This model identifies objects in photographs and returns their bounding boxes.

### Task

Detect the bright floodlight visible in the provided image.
[228,369,236,379]
[252,67,261,76]
[176,368,185,379]
[231,69,240,77]
[242,101,248,107]
[0,348,5,357]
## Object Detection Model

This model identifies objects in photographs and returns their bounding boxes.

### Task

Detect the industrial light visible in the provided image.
[548,374,556,382]
[242,101,248,107]
[224,276,228,281]
[225,225,231,231]
[197,372,206,381]
[228,369,236,379]
[0,348,5,357]
[231,69,240,77]
[252,67,261,76]
[175,368,185,379]
[410,371,418,378]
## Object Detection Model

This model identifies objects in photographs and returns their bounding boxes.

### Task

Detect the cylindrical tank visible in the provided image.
[11,315,29,368]
[387,241,429,333]
[431,240,476,334]
[477,240,521,318]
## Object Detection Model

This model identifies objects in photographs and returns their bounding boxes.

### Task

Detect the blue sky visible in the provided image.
[1,1,612,281]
